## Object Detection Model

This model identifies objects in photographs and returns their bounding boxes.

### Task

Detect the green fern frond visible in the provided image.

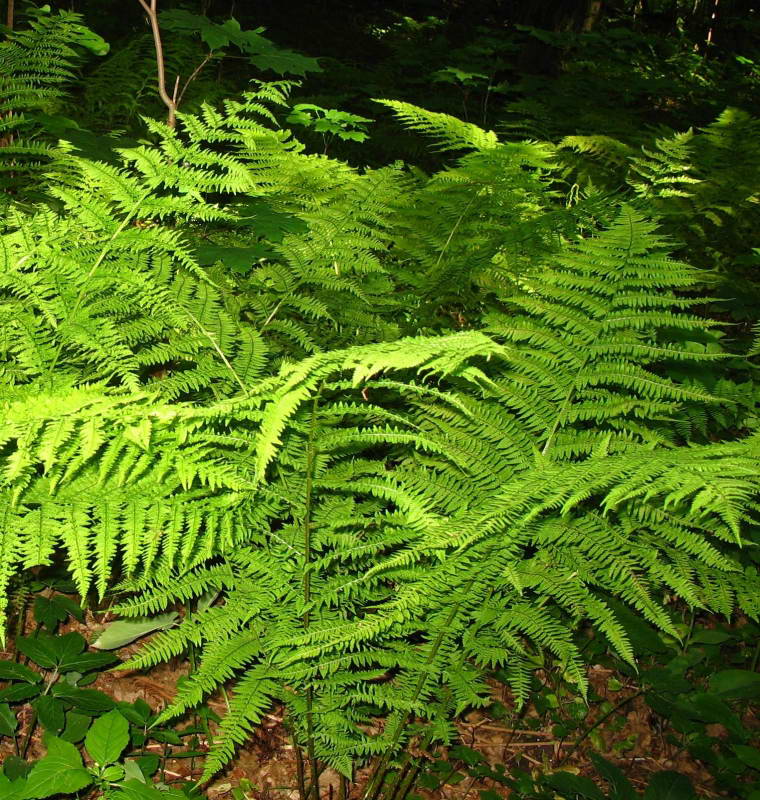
[375,99,500,152]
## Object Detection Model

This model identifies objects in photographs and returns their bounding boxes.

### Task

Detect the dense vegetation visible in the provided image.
[0,1,759,798]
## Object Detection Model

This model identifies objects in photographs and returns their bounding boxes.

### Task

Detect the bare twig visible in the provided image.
[177,51,216,108]
[556,690,644,767]
[476,741,560,748]
[136,0,177,127]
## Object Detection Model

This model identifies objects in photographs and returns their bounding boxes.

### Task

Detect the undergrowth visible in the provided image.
[0,4,758,799]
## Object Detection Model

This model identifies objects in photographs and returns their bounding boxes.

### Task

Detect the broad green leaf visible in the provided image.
[50,594,83,621]
[33,596,68,631]
[0,662,42,684]
[641,668,692,694]
[33,696,65,733]
[643,771,697,799]
[134,754,160,778]
[15,631,114,674]
[116,698,153,725]
[111,779,170,799]
[448,745,485,766]
[689,629,732,644]
[545,771,606,800]
[85,708,129,765]
[606,600,668,654]
[101,764,126,781]
[0,683,41,703]
[92,613,179,650]
[2,754,30,780]
[0,702,17,736]
[53,632,88,668]
[23,734,92,798]
[201,27,231,50]
[51,685,115,714]
[195,243,271,274]
[734,745,760,771]
[70,26,110,56]
[60,710,91,743]
[16,632,88,671]
[150,728,182,745]
[709,669,760,700]
[675,692,745,738]
[123,759,146,783]
[14,635,60,669]
[590,753,637,800]
[0,773,25,800]
[58,651,119,674]
[250,49,321,76]
[231,200,306,241]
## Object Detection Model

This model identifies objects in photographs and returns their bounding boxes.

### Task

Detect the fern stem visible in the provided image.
[382,754,412,800]
[302,392,321,800]
[751,639,760,673]
[12,587,28,660]
[428,197,476,289]
[182,306,249,396]
[295,746,308,800]
[541,354,588,456]
[392,761,421,800]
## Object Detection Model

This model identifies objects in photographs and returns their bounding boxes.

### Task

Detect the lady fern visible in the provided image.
[0,89,758,792]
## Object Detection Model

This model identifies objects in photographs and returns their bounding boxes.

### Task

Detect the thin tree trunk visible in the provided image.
[583,0,604,31]
[705,0,720,46]
[136,0,177,128]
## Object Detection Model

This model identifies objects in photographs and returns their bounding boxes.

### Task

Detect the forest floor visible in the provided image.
[0,608,742,799]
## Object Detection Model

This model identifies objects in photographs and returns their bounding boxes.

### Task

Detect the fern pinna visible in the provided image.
[0,8,107,197]
[1,87,759,789]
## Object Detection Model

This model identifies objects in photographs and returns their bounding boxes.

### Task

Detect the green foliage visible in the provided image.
[0,15,758,796]
[286,104,373,148]
[0,592,208,797]
[473,611,760,800]
[159,11,321,77]
[7,201,753,780]
[81,10,319,132]
[557,108,760,325]
[0,7,107,196]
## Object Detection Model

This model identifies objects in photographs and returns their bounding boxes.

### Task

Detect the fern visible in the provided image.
[1,88,759,790]
[484,206,734,455]
[0,8,107,196]
[376,99,500,152]
[378,99,572,326]
[0,83,413,399]
[87,219,760,778]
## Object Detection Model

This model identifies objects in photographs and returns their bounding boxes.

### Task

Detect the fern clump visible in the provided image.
[484,206,732,454]
[0,77,758,791]
[4,209,748,781]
